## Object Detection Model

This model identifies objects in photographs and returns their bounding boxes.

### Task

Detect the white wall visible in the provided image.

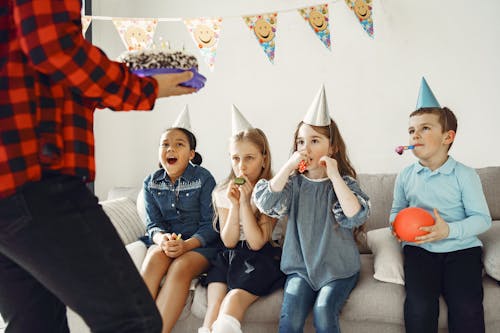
[91,0,500,200]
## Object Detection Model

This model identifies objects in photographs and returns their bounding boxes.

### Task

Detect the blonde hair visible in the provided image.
[212,128,274,240]
[292,120,365,244]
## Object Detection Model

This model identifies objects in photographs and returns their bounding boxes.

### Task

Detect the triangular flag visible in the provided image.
[345,0,374,38]
[82,16,92,36]
[112,18,158,51]
[184,17,222,72]
[303,84,331,126]
[298,4,331,50]
[172,105,192,131]
[416,77,440,109]
[243,13,278,64]
[232,105,253,135]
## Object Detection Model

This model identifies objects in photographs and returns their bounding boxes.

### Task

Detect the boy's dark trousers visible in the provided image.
[0,174,161,333]
[403,245,484,333]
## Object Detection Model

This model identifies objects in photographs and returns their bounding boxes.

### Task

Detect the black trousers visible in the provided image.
[0,175,161,333]
[403,245,484,333]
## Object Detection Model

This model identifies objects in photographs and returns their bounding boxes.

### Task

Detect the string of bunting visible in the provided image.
[82,0,374,71]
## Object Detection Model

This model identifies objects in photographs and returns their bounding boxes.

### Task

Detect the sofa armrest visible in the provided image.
[478,220,500,282]
[100,197,146,245]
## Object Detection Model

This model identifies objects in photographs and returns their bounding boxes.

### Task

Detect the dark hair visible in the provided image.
[158,127,202,168]
[410,107,457,150]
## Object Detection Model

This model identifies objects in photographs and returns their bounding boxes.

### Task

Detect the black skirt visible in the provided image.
[204,241,285,296]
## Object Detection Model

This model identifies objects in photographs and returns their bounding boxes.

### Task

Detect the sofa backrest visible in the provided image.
[356,166,500,253]
[476,167,500,221]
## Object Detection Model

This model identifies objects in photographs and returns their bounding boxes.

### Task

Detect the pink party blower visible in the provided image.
[395,144,423,155]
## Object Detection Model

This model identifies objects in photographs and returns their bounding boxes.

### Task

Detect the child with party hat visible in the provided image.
[390,77,491,333]
[253,85,370,333]
[140,106,220,333]
[199,105,284,333]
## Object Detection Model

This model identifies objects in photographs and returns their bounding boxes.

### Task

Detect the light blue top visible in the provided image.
[253,174,370,290]
[390,156,491,253]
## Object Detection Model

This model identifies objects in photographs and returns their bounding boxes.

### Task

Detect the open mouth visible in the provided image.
[167,157,178,165]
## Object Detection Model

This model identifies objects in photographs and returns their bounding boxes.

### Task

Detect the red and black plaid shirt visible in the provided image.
[0,0,158,199]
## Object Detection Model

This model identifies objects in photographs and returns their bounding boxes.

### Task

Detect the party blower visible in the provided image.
[395,144,422,155]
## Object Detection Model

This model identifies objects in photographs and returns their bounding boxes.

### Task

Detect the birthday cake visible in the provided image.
[118,49,206,89]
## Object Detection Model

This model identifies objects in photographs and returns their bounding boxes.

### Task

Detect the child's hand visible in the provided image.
[287,151,308,172]
[236,175,254,205]
[164,233,186,258]
[390,224,403,243]
[319,156,341,180]
[414,208,449,244]
[226,181,240,205]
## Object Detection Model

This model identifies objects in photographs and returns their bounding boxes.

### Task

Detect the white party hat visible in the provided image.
[231,104,253,135]
[171,105,191,131]
[303,84,331,126]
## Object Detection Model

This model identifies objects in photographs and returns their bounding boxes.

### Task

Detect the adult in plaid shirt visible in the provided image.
[0,1,197,332]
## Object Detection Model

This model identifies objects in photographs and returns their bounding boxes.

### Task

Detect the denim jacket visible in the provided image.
[143,163,217,246]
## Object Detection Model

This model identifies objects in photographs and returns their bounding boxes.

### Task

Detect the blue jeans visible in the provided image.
[278,273,359,333]
[0,174,161,333]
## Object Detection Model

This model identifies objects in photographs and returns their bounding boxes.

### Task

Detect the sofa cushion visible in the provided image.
[478,220,500,281]
[367,227,404,285]
[357,173,396,253]
[100,197,146,245]
[476,167,500,220]
[125,240,147,271]
[342,255,449,328]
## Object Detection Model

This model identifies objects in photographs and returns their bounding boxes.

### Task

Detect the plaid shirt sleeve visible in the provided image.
[12,0,158,110]
[0,1,160,199]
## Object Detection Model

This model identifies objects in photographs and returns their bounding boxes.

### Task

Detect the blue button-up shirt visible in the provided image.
[143,163,217,246]
[390,156,491,253]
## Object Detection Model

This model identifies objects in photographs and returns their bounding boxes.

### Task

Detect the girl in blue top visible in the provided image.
[253,86,370,333]
[140,116,218,333]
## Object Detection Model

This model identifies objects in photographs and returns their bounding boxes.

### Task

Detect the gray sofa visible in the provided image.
[67,167,500,333]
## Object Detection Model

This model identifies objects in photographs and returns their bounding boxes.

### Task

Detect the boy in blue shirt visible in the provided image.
[390,78,491,333]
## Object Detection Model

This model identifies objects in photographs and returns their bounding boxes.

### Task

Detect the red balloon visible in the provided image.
[393,207,435,242]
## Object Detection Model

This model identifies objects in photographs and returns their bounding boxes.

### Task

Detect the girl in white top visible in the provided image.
[199,107,284,333]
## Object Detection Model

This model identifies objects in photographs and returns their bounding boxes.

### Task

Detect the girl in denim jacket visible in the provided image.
[140,108,218,333]
[253,86,370,333]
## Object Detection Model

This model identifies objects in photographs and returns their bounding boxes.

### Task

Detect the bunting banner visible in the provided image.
[345,0,374,37]
[243,13,278,64]
[184,18,223,72]
[112,18,158,51]
[82,15,92,35]
[298,4,331,50]
[85,0,374,69]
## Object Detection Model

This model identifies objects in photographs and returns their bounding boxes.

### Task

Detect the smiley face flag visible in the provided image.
[243,13,278,64]
[184,17,222,72]
[113,18,158,51]
[345,0,374,38]
[298,4,331,50]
